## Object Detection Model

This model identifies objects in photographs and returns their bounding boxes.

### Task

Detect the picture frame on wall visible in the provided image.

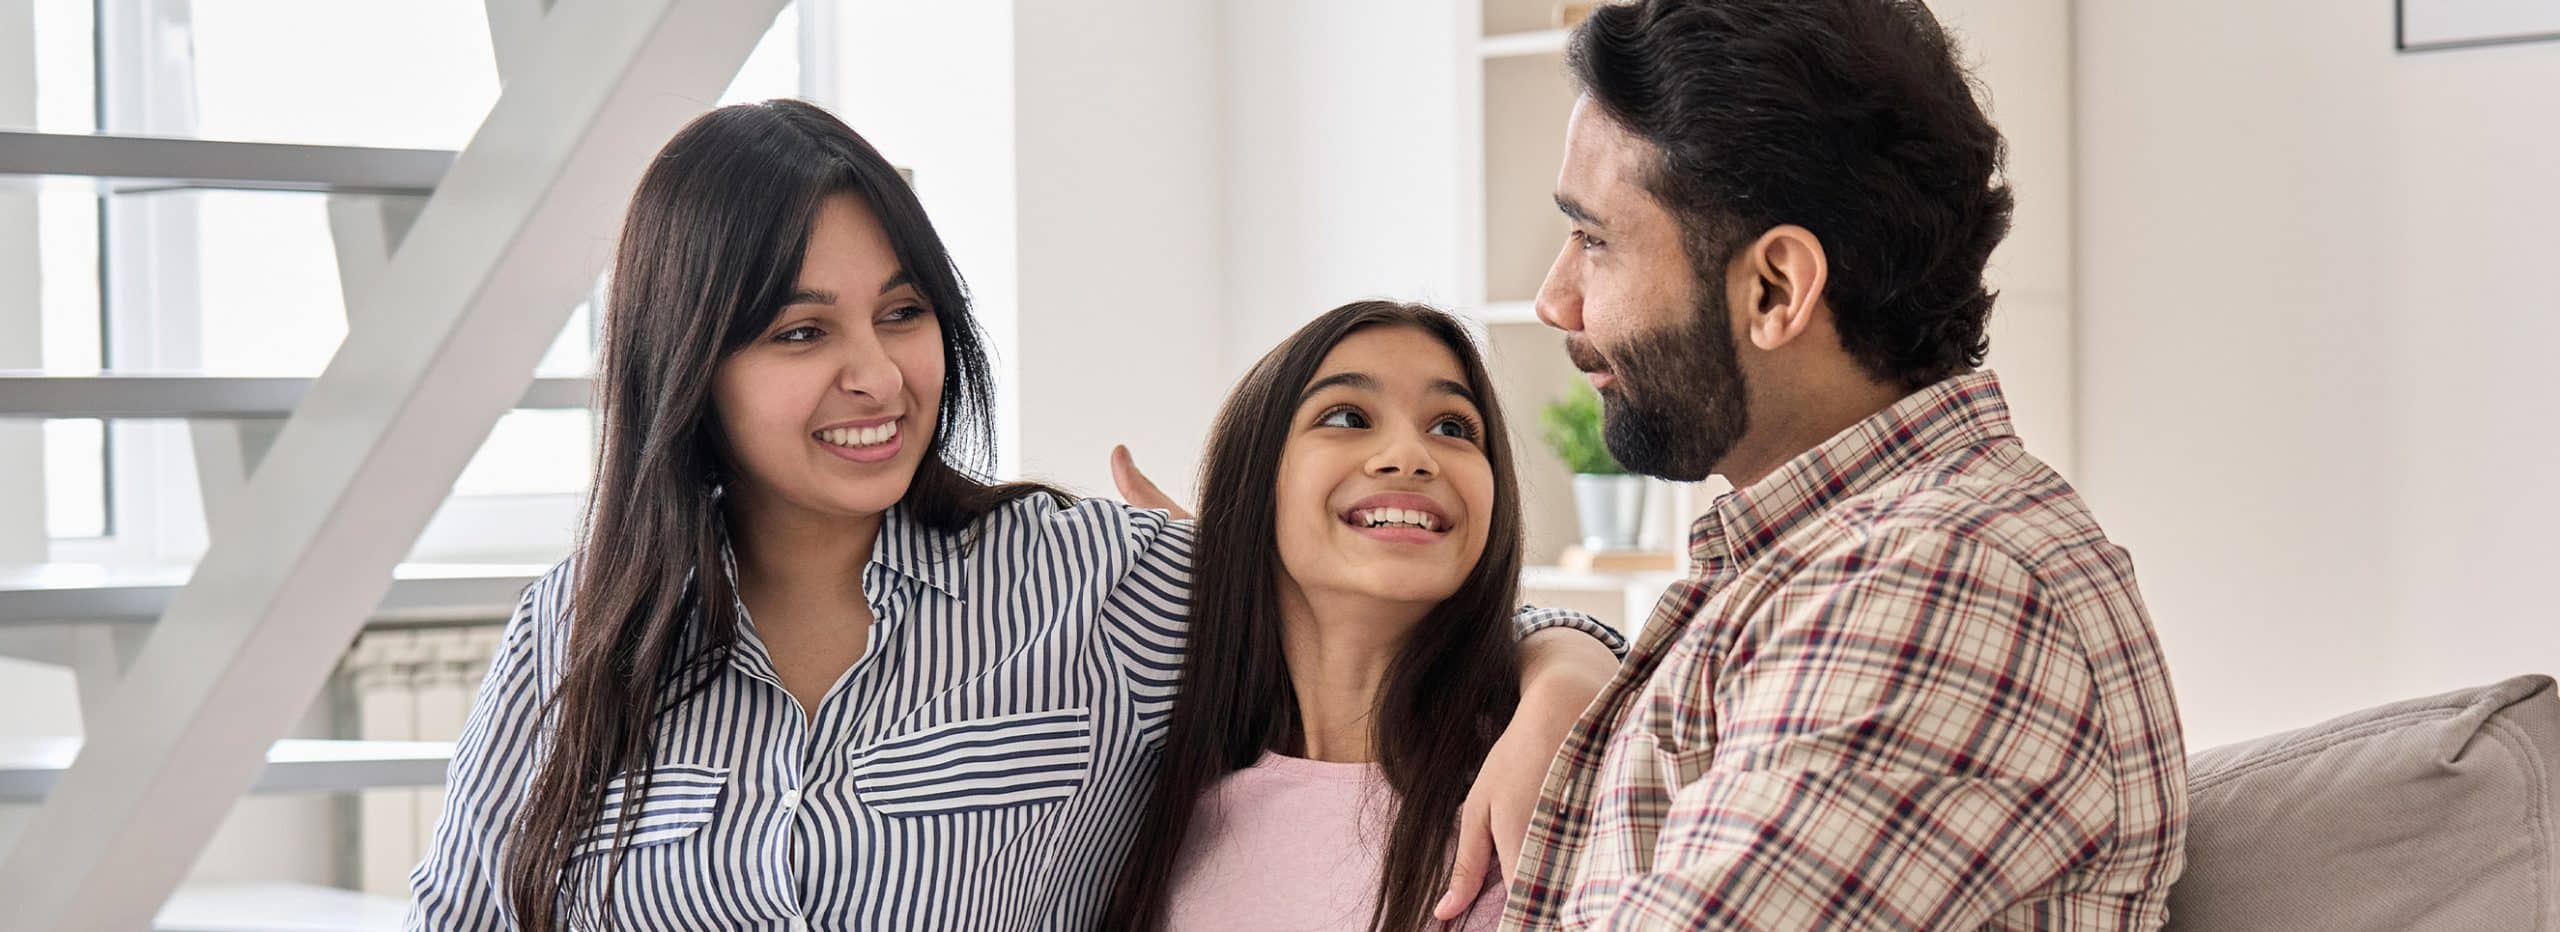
[2397,0,2560,52]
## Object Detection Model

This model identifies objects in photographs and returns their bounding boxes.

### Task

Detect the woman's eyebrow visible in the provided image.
[784,270,914,308]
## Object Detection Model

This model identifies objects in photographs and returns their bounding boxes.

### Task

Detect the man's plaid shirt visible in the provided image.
[1504,371,2188,930]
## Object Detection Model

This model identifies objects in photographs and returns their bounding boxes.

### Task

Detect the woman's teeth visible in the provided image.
[1351,508,1441,532]
[818,422,898,448]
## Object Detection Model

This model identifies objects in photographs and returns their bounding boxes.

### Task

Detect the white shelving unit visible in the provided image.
[1460,2,1753,642]
[1459,3,1709,634]
[1479,28,1570,60]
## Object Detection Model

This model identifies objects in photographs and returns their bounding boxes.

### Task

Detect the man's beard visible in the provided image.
[1565,288,1748,483]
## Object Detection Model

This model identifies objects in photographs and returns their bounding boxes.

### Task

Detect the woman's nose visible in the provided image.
[837,330,903,399]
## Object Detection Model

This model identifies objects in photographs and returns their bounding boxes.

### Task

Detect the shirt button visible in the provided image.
[780,788,801,811]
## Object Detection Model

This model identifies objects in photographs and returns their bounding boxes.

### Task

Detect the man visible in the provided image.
[1472,0,2188,928]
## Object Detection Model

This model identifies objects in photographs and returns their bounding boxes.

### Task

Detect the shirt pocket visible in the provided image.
[850,706,1094,817]
[573,762,729,859]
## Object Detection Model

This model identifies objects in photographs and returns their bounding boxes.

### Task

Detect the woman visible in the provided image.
[1106,302,1530,931]
[405,100,1619,932]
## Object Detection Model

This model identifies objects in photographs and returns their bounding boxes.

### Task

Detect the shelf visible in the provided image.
[156,883,407,932]
[1522,564,1684,591]
[0,737,454,802]
[1481,29,1570,60]
[0,373,592,419]
[1465,301,1545,326]
[0,562,548,625]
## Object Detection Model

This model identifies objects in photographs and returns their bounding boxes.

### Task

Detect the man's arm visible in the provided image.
[1578,529,2117,930]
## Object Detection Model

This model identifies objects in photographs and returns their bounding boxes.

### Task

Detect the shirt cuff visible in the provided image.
[1514,604,1629,659]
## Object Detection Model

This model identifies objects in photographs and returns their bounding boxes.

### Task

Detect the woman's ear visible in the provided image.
[1743,225,1829,352]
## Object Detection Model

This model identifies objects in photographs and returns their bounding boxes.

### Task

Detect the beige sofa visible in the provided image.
[2165,675,2559,930]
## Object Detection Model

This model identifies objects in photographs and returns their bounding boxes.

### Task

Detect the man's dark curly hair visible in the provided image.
[1569,0,2014,389]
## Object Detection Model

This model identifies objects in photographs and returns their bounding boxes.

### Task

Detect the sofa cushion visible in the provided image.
[2165,675,2558,931]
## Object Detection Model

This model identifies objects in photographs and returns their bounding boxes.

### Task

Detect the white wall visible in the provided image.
[1929,0,2078,478]
[1223,0,1470,377]
[1009,0,1226,503]
[829,0,1024,480]
[833,0,1226,505]
[2078,1,2560,748]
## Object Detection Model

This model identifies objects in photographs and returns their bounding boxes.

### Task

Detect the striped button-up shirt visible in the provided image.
[1505,371,2188,931]
[409,495,1612,931]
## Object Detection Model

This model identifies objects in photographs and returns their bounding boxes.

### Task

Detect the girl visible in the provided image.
[1106,302,1531,932]
[405,101,1618,932]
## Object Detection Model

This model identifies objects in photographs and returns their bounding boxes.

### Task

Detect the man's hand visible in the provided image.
[1438,628,1617,919]
[1109,445,1194,520]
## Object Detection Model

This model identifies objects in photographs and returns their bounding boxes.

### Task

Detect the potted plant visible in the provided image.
[1542,385,1646,552]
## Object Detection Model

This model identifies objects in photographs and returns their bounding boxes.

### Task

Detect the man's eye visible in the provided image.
[1574,230,1605,251]
[1316,407,1369,429]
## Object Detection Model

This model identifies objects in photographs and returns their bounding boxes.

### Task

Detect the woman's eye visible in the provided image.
[1315,407,1369,430]
[774,326,822,343]
[1431,416,1481,441]
[882,305,931,324]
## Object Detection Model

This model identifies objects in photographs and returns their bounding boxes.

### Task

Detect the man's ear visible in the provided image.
[1741,225,1829,351]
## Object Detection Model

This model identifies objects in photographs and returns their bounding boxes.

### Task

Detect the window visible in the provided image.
[40,0,819,563]
[32,0,104,540]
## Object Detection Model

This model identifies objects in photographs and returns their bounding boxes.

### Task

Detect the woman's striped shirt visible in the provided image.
[406,494,1609,931]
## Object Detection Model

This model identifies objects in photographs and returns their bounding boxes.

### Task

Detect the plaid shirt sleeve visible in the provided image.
[1580,529,2118,930]
[1516,604,1631,658]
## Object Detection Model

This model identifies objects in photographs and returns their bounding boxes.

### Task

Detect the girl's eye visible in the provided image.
[1315,407,1369,430]
[1431,415,1482,442]
[774,326,822,344]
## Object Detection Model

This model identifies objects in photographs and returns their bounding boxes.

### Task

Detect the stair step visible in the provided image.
[155,883,408,932]
[0,373,591,419]
[0,563,547,625]
[0,737,454,802]
[0,131,451,195]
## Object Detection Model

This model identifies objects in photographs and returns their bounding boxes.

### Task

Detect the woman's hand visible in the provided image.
[1437,628,1618,919]
[1110,445,1194,520]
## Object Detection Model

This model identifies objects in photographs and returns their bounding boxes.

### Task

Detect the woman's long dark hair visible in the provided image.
[1102,301,1528,931]
[502,99,1055,931]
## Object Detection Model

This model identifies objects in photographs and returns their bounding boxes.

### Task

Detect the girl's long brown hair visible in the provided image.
[500,100,1056,931]
[1102,301,1527,931]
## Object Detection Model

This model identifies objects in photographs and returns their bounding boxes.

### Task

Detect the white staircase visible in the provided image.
[0,0,793,928]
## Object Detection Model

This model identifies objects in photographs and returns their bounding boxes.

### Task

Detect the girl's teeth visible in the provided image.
[1354,508,1438,531]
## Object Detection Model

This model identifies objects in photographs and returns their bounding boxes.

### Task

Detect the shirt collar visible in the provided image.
[1691,369,2016,574]
[866,503,970,601]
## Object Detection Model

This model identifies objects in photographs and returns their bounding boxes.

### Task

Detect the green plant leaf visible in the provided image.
[1540,384,1624,475]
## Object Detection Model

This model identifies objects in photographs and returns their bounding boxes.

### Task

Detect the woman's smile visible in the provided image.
[815,416,904,464]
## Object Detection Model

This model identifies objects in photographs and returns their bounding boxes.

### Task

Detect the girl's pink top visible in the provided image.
[1165,751,1506,932]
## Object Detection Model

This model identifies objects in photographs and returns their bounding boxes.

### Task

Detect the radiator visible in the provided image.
[344,627,502,899]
